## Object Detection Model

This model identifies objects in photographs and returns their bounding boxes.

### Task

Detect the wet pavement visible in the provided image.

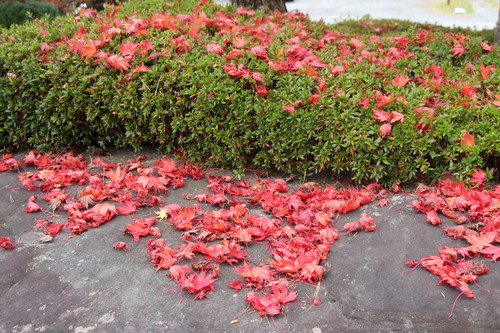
[0,150,498,333]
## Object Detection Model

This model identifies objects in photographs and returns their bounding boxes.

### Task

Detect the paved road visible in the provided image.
[216,0,499,29]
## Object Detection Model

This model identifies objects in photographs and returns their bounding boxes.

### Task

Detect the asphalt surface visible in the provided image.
[216,0,499,29]
[0,150,498,333]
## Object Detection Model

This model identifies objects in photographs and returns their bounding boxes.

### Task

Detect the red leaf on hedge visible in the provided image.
[460,132,475,150]
[106,55,130,71]
[479,63,495,80]
[316,77,326,91]
[451,43,465,57]
[132,64,149,73]
[373,109,390,122]
[479,41,493,52]
[389,111,405,123]
[392,74,410,87]
[81,40,97,58]
[380,123,392,137]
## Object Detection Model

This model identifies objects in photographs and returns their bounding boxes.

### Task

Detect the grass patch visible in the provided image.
[432,0,474,14]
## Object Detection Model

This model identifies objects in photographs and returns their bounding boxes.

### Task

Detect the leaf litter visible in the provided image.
[0,151,498,319]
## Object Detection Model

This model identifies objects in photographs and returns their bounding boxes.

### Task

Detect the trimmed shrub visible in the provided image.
[0,0,498,185]
[0,1,60,28]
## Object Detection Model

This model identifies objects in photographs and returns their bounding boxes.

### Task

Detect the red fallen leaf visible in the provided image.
[329,65,346,75]
[451,43,465,57]
[169,206,199,230]
[460,132,475,150]
[380,123,392,138]
[470,169,487,186]
[245,291,282,316]
[65,222,88,236]
[480,41,493,52]
[425,210,441,225]
[178,270,218,299]
[373,109,391,122]
[298,263,326,284]
[0,237,15,250]
[132,64,149,74]
[124,217,161,242]
[116,203,137,215]
[479,246,500,261]
[392,74,410,87]
[479,63,495,80]
[235,261,276,289]
[389,111,405,123]
[227,279,243,291]
[357,97,370,108]
[81,202,117,227]
[106,54,130,71]
[374,94,393,108]
[25,195,42,213]
[80,40,97,58]
[147,239,177,271]
[45,223,65,237]
[183,162,204,180]
[316,77,326,91]
[113,241,128,252]
[255,85,269,95]
[307,94,321,104]
[341,213,376,233]
[311,297,322,305]
[265,278,297,304]
[464,232,495,254]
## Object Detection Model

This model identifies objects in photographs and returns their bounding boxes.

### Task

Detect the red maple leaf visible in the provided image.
[245,291,282,317]
[480,246,500,261]
[380,123,392,138]
[341,213,376,233]
[460,132,475,150]
[451,43,465,57]
[0,237,15,250]
[235,261,276,288]
[479,63,495,80]
[113,242,128,251]
[392,74,410,87]
[464,232,495,253]
[373,109,391,122]
[25,195,42,213]
[470,169,487,186]
[179,271,218,299]
[106,55,130,71]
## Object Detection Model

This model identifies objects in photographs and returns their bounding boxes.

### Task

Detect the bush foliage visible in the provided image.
[0,1,60,28]
[0,0,498,185]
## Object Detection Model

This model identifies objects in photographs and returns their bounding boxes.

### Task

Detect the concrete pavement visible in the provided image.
[216,0,499,29]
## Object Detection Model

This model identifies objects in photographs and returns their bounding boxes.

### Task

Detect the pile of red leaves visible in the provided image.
[408,175,499,311]
[0,151,498,318]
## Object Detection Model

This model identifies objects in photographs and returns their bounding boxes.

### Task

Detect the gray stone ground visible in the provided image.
[216,0,499,29]
[1,2,499,332]
[0,150,498,333]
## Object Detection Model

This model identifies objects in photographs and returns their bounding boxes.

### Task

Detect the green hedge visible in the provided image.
[0,1,60,28]
[0,0,498,185]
